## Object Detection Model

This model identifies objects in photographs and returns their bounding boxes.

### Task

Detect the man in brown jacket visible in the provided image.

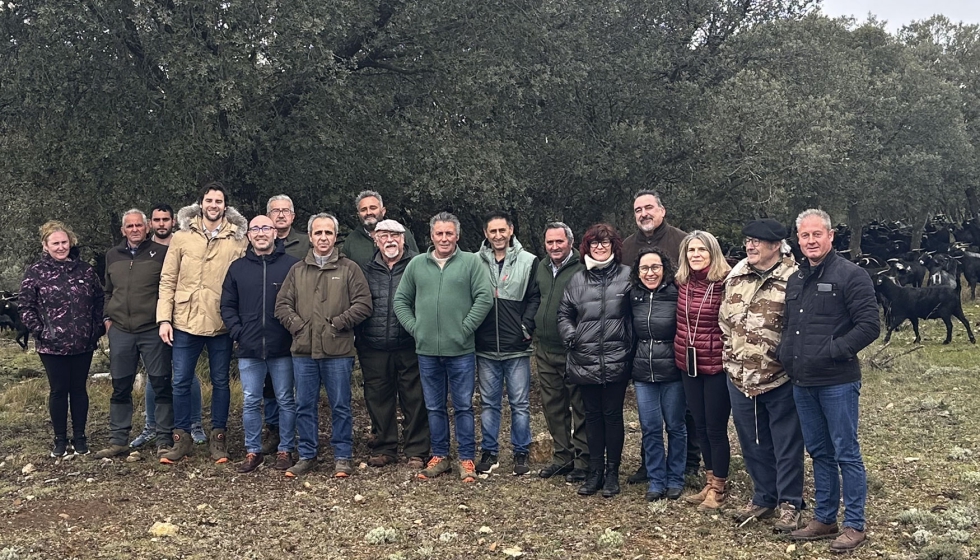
[275,212,372,478]
[158,182,248,464]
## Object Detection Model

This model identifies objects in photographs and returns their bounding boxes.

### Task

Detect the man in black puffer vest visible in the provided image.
[356,219,430,468]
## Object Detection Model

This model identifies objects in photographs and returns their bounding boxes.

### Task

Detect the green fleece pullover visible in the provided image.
[393,248,493,357]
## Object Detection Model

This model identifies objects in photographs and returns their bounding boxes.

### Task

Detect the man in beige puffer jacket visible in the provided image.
[157,182,248,465]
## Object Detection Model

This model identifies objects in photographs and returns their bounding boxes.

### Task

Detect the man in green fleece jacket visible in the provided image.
[393,211,493,483]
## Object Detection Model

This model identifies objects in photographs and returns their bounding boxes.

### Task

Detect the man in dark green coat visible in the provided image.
[341,190,419,269]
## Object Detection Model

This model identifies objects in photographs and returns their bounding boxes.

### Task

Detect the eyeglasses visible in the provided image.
[248,226,275,234]
[589,240,611,249]
[638,264,663,274]
[744,237,765,247]
[269,208,293,215]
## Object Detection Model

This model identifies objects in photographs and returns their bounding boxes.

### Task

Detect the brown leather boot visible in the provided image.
[684,470,714,504]
[698,475,728,510]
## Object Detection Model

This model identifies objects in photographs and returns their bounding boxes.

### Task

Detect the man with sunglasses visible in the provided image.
[220,215,300,473]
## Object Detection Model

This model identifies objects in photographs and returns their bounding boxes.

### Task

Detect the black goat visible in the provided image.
[875,274,976,345]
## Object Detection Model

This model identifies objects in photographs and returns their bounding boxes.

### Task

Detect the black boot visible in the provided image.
[601,462,621,498]
[577,468,605,496]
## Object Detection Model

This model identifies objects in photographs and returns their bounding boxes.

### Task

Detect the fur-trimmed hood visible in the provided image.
[177,203,248,241]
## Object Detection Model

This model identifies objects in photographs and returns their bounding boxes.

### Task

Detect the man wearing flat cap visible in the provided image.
[355,219,430,469]
[719,218,805,532]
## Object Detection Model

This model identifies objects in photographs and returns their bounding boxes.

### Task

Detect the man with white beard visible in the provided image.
[355,220,430,467]
[341,190,420,269]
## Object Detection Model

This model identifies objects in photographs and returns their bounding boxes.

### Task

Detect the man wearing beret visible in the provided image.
[720,219,804,532]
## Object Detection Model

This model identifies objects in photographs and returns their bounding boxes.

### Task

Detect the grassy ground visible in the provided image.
[0,303,978,559]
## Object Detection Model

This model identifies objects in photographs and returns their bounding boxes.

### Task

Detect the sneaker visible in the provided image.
[513,453,530,476]
[156,443,173,458]
[565,467,588,483]
[733,501,776,524]
[790,519,840,541]
[51,437,69,458]
[334,459,353,478]
[830,527,867,553]
[274,451,294,471]
[407,456,426,470]
[129,425,157,448]
[93,444,130,459]
[209,429,229,464]
[260,425,280,455]
[538,462,573,479]
[285,458,318,478]
[160,429,193,464]
[417,456,451,480]
[475,451,499,474]
[191,424,207,445]
[774,503,802,533]
[71,436,89,456]
[459,459,477,483]
[237,452,264,473]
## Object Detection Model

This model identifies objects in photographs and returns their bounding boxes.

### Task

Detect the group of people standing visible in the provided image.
[17,186,878,553]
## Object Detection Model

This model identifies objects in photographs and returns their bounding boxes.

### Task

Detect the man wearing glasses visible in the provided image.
[268,195,310,260]
[719,219,804,532]
[220,215,301,473]
[342,190,419,269]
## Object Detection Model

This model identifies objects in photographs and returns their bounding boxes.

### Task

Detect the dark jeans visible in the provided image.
[358,347,430,459]
[534,347,589,470]
[107,328,173,446]
[171,330,232,431]
[728,379,804,510]
[40,352,94,438]
[580,380,629,469]
[682,372,731,478]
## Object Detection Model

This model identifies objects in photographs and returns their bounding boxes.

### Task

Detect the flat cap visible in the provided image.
[374,219,406,233]
[742,218,787,242]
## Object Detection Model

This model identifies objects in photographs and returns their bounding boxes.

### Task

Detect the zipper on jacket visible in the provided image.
[261,256,267,360]
[646,292,654,381]
[599,271,608,384]
[385,265,395,351]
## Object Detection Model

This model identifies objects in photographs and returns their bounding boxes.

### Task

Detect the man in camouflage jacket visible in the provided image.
[719,219,805,532]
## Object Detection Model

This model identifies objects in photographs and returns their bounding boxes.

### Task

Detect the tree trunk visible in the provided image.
[966,186,980,221]
[847,204,862,257]
[909,212,929,252]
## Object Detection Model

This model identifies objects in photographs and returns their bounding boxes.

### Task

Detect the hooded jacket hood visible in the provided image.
[176,203,248,240]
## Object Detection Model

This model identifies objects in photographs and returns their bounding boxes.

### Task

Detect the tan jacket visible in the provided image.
[156,204,248,336]
[274,249,372,358]
[720,255,798,397]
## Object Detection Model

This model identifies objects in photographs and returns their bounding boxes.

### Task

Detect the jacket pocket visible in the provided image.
[324,321,354,356]
[173,291,193,326]
[291,320,313,355]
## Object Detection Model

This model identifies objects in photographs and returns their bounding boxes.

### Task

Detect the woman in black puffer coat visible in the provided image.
[630,247,687,502]
[557,223,632,498]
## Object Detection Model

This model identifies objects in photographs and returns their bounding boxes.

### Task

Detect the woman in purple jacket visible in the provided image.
[20,221,105,458]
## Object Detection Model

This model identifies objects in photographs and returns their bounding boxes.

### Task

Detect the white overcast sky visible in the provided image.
[819,0,980,31]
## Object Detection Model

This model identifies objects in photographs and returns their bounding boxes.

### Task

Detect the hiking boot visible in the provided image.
[285,458,318,478]
[71,436,89,456]
[274,451,294,471]
[773,503,802,533]
[129,425,157,448]
[790,519,840,541]
[156,443,173,458]
[513,452,530,476]
[666,487,683,500]
[51,436,69,458]
[698,476,727,510]
[160,429,193,464]
[459,459,477,483]
[565,467,588,483]
[646,489,667,501]
[418,456,451,480]
[260,425,280,455]
[830,527,867,553]
[367,454,396,467]
[407,456,426,470]
[577,469,604,496]
[538,462,573,479]
[627,464,648,484]
[685,470,714,504]
[209,429,230,464]
[191,424,207,445]
[238,452,263,473]
[733,501,776,524]
[93,444,130,459]
[475,451,499,474]
[601,463,621,498]
[334,459,353,478]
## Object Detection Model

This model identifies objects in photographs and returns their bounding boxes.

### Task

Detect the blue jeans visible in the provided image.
[146,372,201,427]
[293,357,354,461]
[418,354,476,460]
[635,380,687,493]
[477,356,532,455]
[240,357,296,454]
[794,382,867,530]
[171,330,231,431]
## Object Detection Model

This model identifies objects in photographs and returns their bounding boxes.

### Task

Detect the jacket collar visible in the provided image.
[478,236,525,264]
[636,220,675,242]
[371,247,416,269]
[727,255,796,282]
[245,243,286,263]
[176,203,248,241]
[303,248,339,268]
